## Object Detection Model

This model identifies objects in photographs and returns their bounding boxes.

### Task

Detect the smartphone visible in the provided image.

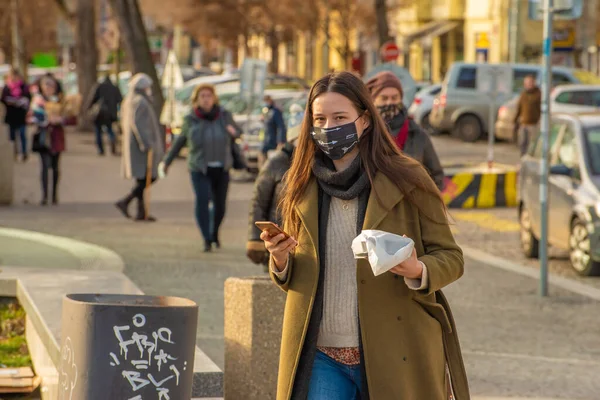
[255,221,290,239]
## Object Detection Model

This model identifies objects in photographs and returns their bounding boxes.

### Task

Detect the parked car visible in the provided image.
[408,84,442,134]
[430,62,600,142]
[518,112,600,276]
[495,84,600,143]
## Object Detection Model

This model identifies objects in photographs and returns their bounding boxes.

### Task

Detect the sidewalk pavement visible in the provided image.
[1,131,599,398]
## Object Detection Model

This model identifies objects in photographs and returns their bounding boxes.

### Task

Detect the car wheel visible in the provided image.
[454,114,483,142]
[421,112,440,136]
[569,219,600,276]
[520,206,539,259]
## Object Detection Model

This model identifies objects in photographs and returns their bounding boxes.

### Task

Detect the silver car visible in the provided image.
[518,112,600,276]
[408,84,441,134]
[430,62,600,142]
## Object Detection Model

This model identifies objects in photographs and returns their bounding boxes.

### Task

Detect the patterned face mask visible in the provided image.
[311,117,361,160]
[377,103,401,123]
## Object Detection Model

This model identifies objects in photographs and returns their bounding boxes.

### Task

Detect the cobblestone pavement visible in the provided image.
[1,131,599,398]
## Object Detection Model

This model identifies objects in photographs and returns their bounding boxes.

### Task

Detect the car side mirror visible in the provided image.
[549,164,572,176]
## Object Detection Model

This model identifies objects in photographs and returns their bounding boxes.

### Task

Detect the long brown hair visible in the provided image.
[280,71,444,237]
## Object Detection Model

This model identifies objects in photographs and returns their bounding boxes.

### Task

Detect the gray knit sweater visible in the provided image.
[317,197,359,348]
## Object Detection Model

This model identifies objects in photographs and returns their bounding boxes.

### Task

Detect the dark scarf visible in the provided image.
[292,154,371,399]
[311,153,370,200]
[195,105,220,121]
[387,106,409,137]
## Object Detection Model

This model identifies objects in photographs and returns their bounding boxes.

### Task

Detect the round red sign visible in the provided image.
[380,42,400,62]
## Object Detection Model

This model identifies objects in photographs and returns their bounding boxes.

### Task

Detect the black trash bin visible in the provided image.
[58,294,198,400]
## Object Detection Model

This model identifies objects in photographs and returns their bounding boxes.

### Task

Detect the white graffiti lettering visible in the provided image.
[59,337,78,400]
[110,314,187,399]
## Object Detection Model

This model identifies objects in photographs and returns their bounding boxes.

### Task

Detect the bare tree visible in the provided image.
[109,0,164,114]
[74,0,98,128]
[328,0,375,69]
[375,0,393,47]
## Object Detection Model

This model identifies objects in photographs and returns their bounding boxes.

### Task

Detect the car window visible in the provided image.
[532,123,563,158]
[430,86,441,95]
[513,69,538,93]
[554,125,579,169]
[456,67,477,89]
[555,90,594,106]
[552,73,572,87]
[585,126,600,175]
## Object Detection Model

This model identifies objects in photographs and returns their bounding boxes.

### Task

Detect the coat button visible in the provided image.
[361,279,366,284]
[403,356,407,362]
[397,316,402,321]
[394,275,399,280]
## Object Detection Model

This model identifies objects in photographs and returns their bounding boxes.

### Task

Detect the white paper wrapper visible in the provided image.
[351,230,415,276]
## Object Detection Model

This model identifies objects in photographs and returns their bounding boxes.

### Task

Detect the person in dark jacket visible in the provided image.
[259,95,287,167]
[1,68,31,160]
[515,74,542,156]
[246,103,303,268]
[90,75,123,155]
[161,84,242,252]
[366,71,445,191]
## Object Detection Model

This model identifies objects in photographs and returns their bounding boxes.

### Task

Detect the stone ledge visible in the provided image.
[0,266,223,398]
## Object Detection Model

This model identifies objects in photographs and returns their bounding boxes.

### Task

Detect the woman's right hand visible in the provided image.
[260,231,298,271]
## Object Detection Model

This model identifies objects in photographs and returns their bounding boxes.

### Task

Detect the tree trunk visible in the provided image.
[108,0,164,115]
[268,28,280,74]
[375,0,392,48]
[75,0,98,131]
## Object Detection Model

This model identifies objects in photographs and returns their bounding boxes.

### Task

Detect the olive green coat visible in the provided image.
[270,172,470,400]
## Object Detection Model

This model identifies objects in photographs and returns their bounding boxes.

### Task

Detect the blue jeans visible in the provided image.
[9,125,27,155]
[95,123,116,154]
[308,351,362,400]
[190,167,230,244]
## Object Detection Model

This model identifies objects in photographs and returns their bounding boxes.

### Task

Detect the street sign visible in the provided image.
[56,19,75,47]
[160,50,185,126]
[364,63,417,108]
[476,65,514,169]
[476,65,513,96]
[240,58,268,102]
[528,0,583,20]
[380,41,400,62]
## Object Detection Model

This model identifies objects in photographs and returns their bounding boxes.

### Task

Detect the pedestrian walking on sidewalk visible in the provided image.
[259,95,287,168]
[367,71,445,190]
[1,68,31,161]
[115,73,164,222]
[515,74,541,156]
[30,77,66,205]
[88,74,123,156]
[161,84,241,252]
[260,72,469,400]
[246,103,303,269]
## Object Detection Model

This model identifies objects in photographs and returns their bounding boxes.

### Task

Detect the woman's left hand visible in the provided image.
[389,236,423,279]
[226,124,237,137]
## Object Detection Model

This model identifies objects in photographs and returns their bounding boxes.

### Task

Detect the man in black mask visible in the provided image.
[366,71,444,190]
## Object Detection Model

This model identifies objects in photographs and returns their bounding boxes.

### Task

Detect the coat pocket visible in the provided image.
[413,295,453,334]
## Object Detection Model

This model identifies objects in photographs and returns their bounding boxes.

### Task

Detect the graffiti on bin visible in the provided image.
[110,313,188,400]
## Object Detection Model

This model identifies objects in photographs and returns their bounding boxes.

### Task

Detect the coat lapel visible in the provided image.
[294,179,319,251]
[363,173,412,230]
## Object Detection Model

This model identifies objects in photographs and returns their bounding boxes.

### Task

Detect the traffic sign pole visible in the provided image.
[539,0,553,297]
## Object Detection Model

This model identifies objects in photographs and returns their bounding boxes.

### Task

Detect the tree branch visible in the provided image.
[53,0,75,21]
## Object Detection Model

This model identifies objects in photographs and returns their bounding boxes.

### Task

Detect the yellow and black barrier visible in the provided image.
[441,163,518,209]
